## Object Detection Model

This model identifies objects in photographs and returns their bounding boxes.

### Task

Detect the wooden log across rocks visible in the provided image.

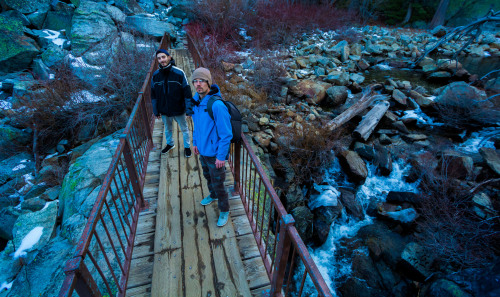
[326,91,389,131]
[353,100,391,141]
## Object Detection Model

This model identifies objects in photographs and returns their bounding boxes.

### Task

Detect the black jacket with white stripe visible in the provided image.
[151,58,193,116]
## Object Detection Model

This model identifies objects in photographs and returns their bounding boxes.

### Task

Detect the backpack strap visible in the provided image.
[206,95,222,121]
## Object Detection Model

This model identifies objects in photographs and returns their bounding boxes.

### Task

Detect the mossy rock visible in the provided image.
[0,15,40,74]
[1,0,51,14]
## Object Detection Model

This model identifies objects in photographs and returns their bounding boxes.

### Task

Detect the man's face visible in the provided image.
[193,79,210,96]
[157,53,171,67]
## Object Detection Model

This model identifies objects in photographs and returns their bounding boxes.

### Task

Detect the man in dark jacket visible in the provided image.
[151,49,193,157]
[191,67,232,227]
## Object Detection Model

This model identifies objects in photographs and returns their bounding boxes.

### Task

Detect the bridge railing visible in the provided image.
[186,32,332,296]
[58,34,170,297]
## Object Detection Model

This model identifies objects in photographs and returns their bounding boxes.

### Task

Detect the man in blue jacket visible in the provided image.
[151,49,193,157]
[191,67,232,227]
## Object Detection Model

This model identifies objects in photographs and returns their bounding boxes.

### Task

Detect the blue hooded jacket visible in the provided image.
[192,84,232,160]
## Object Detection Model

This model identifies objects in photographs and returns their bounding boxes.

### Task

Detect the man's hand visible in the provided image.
[193,146,200,155]
[215,159,225,169]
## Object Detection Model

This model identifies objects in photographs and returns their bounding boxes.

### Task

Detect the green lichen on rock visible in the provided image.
[3,0,51,14]
[0,15,39,73]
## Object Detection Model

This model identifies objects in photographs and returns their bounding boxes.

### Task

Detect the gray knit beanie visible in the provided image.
[191,67,212,86]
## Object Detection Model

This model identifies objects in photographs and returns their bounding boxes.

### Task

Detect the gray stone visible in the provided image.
[339,188,364,220]
[0,15,40,74]
[400,242,434,281]
[106,4,126,24]
[12,200,58,262]
[41,43,68,68]
[21,196,47,211]
[410,90,433,108]
[325,86,348,106]
[422,279,472,297]
[392,89,407,105]
[0,206,21,240]
[59,131,121,226]
[115,0,145,14]
[338,150,367,183]
[125,15,175,38]
[70,1,117,56]
[32,59,51,80]
[5,236,74,297]
[479,147,500,176]
[26,11,47,29]
[1,0,51,13]
[290,206,313,242]
[40,186,61,201]
[24,184,51,200]
[0,153,34,186]
[324,71,349,86]
[349,73,365,84]
[1,9,31,26]
[43,10,73,33]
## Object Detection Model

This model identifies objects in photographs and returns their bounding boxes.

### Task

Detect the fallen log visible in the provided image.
[326,93,388,131]
[353,100,390,141]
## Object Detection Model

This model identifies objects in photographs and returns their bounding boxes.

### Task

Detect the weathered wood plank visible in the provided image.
[128,255,154,289]
[180,128,216,297]
[243,256,271,290]
[126,283,151,297]
[152,125,183,297]
[236,233,260,260]
[136,213,156,236]
[132,232,155,259]
[232,214,253,237]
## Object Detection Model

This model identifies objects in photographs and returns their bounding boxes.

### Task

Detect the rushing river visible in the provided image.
[295,126,498,296]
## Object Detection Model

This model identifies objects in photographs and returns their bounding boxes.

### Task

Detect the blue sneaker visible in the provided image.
[217,212,229,227]
[200,195,217,206]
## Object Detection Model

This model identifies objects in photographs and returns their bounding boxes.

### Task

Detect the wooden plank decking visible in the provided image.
[126,49,270,297]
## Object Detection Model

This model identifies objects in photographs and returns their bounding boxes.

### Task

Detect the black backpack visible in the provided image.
[207,95,242,143]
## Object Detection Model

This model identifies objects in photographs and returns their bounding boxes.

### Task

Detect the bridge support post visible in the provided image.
[270,214,295,297]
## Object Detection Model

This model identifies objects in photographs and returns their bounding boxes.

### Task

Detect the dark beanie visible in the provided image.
[156,49,170,56]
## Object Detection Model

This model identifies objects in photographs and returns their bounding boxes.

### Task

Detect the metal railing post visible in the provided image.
[63,257,101,297]
[233,140,241,194]
[122,135,146,208]
[270,214,295,296]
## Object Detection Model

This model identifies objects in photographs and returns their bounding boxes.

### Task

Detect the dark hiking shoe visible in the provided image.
[161,144,175,154]
[184,147,192,158]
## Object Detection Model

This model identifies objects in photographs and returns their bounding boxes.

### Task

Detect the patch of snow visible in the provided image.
[309,184,340,210]
[0,282,13,292]
[49,73,55,80]
[68,54,105,71]
[373,63,392,70]
[12,164,26,171]
[44,153,58,159]
[484,51,491,57]
[67,90,106,108]
[235,50,252,58]
[20,159,30,163]
[385,208,418,223]
[0,100,12,110]
[42,29,66,47]
[13,227,44,258]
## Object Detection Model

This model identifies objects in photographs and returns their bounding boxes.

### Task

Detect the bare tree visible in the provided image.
[429,0,450,28]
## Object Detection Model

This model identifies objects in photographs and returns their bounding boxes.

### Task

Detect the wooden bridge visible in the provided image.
[125,48,269,297]
[59,36,331,297]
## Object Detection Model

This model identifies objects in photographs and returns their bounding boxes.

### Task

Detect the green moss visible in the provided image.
[0,15,23,33]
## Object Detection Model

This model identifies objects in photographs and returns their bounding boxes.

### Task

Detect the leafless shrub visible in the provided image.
[415,153,500,270]
[274,121,340,184]
[251,55,287,98]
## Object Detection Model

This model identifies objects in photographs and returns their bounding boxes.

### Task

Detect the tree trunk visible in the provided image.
[352,100,390,141]
[429,0,450,29]
[402,2,412,24]
[326,94,388,131]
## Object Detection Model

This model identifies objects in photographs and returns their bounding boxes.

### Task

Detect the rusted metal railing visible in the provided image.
[58,33,170,297]
[186,32,331,296]
[229,138,332,297]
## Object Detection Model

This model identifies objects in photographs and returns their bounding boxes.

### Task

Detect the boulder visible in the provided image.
[313,205,342,245]
[0,124,31,159]
[70,1,117,56]
[0,206,21,240]
[12,200,58,262]
[5,236,74,297]
[43,5,74,33]
[422,279,472,297]
[440,151,474,179]
[125,15,176,38]
[374,144,392,176]
[114,0,144,14]
[358,221,407,267]
[386,191,420,206]
[392,89,407,105]
[59,130,122,236]
[289,80,331,105]
[324,70,349,86]
[325,86,348,107]
[400,242,434,281]
[338,188,364,220]
[0,153,34,186]
[338,150,368,183]
[0,15,40,74]
[1,0,51,13]
[290,206,313,242]
[41,43,68,68]
[479,147,500,176]
[26,11,47,29]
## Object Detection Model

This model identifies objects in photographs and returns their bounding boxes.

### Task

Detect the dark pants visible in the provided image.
[200,155,229,212]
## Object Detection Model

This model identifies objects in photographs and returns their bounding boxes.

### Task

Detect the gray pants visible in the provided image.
[161,114,190,148]
[200,155,228,212]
